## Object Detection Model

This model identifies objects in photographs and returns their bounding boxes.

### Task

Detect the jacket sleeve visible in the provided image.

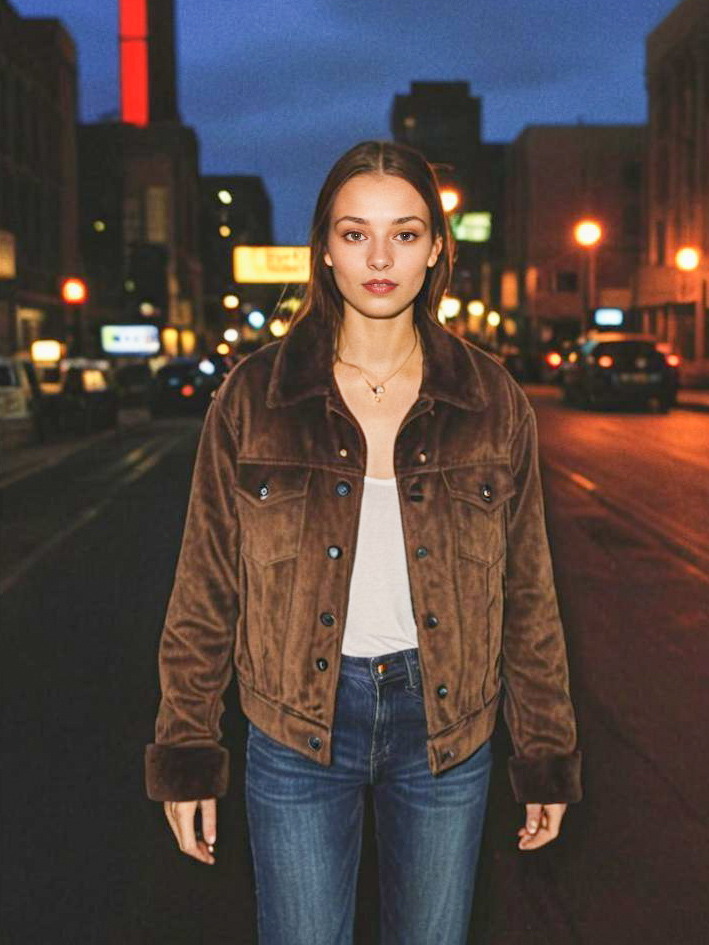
[501,402,582,804]
[145,393,240,802]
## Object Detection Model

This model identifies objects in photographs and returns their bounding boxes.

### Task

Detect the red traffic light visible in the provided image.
[61,278,88,304]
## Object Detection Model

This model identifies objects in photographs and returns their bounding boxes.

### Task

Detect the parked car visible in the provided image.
[150,355,229,416]
[0,354,45,446]
[560,333,679,411]
[57,360,119,433]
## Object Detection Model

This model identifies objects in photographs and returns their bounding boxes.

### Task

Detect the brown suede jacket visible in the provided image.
[145,311,582,805]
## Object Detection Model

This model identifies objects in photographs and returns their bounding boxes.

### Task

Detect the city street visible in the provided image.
[2,388,708,944]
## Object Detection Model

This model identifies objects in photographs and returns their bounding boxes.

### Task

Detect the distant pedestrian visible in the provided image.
[145,139,582,944]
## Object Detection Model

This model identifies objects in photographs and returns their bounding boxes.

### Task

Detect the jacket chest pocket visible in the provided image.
[442,463,516,565]
[235,463,311,566]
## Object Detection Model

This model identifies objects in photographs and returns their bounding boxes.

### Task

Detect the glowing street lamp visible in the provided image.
[573,219,603,319]
[675,246,700,272]
[439,188,460,213]
[61,277,88,355]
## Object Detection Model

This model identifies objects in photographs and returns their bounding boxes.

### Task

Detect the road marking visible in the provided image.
[0,432,191,597]
[543,457,709,584]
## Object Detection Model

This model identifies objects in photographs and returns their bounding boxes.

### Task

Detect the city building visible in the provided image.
[199,175,274,348]
[0,0,80,356]
[77,0,204,358]
[392,81,508,320]
[504,124,646,347]
[635,0,709,374]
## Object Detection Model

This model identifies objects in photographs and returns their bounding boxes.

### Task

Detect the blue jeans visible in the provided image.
[245,647,492,944]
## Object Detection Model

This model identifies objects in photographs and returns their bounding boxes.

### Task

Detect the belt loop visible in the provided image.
[403,649,417,687]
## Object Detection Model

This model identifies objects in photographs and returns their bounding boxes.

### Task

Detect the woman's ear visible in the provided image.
[428,233,443,268]
[323,248,333,267]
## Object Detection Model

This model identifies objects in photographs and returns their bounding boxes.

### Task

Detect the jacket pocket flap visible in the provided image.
[442,464,516,511]
[235,463,311,507]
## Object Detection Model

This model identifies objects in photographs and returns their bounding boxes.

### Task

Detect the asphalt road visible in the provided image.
[1,389,708,944]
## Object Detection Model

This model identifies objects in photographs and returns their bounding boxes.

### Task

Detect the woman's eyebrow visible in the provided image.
[334,215,427,227]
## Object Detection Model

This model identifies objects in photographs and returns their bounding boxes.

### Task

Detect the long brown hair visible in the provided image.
[285,140,455,343]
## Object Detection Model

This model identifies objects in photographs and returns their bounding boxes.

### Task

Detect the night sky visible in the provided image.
[14,0,678,244]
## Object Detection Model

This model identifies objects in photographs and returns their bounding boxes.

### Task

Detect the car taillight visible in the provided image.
[546,352,562,368]
[181,384,195,397]
[598,355,613,368]
[666,354,680,367]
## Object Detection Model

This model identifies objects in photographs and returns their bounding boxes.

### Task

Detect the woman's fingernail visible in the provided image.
[207,844,214,853]
[529,821,538,831]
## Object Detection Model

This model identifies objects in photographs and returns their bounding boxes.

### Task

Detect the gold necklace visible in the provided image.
[334,325,419,403]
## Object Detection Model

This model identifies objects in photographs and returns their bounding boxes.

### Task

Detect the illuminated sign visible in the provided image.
[449,213,491,243]
[594,308,624,327]
[234,246,311,283]
[101,324,161,355]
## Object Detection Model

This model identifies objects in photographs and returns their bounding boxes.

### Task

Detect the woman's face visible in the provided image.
[323,173,443,322]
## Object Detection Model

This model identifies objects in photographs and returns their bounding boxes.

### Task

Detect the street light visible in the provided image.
[61,277,88,355]
[439,188,460,213]
[573,219,603,324]
[675,246,700,272]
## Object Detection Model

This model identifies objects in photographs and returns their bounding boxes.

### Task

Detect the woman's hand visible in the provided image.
[517,802,567,850]
[164,798,217,865]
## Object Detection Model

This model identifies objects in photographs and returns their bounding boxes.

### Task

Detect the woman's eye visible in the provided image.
[342,230,418,242]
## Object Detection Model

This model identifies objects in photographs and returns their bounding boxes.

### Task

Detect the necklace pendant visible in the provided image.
[374,385,385,394]
[374,395,381,402]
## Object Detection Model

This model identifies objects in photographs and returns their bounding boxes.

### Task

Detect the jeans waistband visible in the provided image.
[339,647,420,687]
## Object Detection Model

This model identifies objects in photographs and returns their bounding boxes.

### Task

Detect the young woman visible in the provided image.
[145,140,582,944]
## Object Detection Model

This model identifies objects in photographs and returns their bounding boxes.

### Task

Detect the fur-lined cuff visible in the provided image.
[507,750,582,803]
[145,744,230,801]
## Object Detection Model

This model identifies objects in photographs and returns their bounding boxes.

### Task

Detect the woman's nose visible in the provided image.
[367,240,394,269]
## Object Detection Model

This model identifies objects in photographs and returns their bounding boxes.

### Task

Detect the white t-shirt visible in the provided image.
[340,475,419,657]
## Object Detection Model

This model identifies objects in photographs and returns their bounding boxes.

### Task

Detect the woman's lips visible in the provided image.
[362,282,398,295]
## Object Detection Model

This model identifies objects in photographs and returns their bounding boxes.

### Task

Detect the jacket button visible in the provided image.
[437,684,449,698]
[426,613,439,628]
[308,735,322,751]
[416,545,428,558]
[258,483,269,499]
[327,545,342,559]
[418,451,428,463]
[336,480,351,496]
[441,748,456,762]
[320,612,335,626]
[339,447,348,457]
[316,658,328,671]
[481,483,493,502]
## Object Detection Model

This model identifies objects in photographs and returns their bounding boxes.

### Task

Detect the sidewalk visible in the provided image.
[676,387,709,413]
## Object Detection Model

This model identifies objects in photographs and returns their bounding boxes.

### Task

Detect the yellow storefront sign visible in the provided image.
[233,246,311,284]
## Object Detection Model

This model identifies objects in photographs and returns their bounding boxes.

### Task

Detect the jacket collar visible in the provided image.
[266,311,488,411]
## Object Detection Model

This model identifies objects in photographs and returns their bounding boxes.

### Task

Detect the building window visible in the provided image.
[622,204,641,240]
[621,161,641,191]
[555,271,579,293]
[656,220,666,266]
[146,186,169,244]
[123,195,141,247]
